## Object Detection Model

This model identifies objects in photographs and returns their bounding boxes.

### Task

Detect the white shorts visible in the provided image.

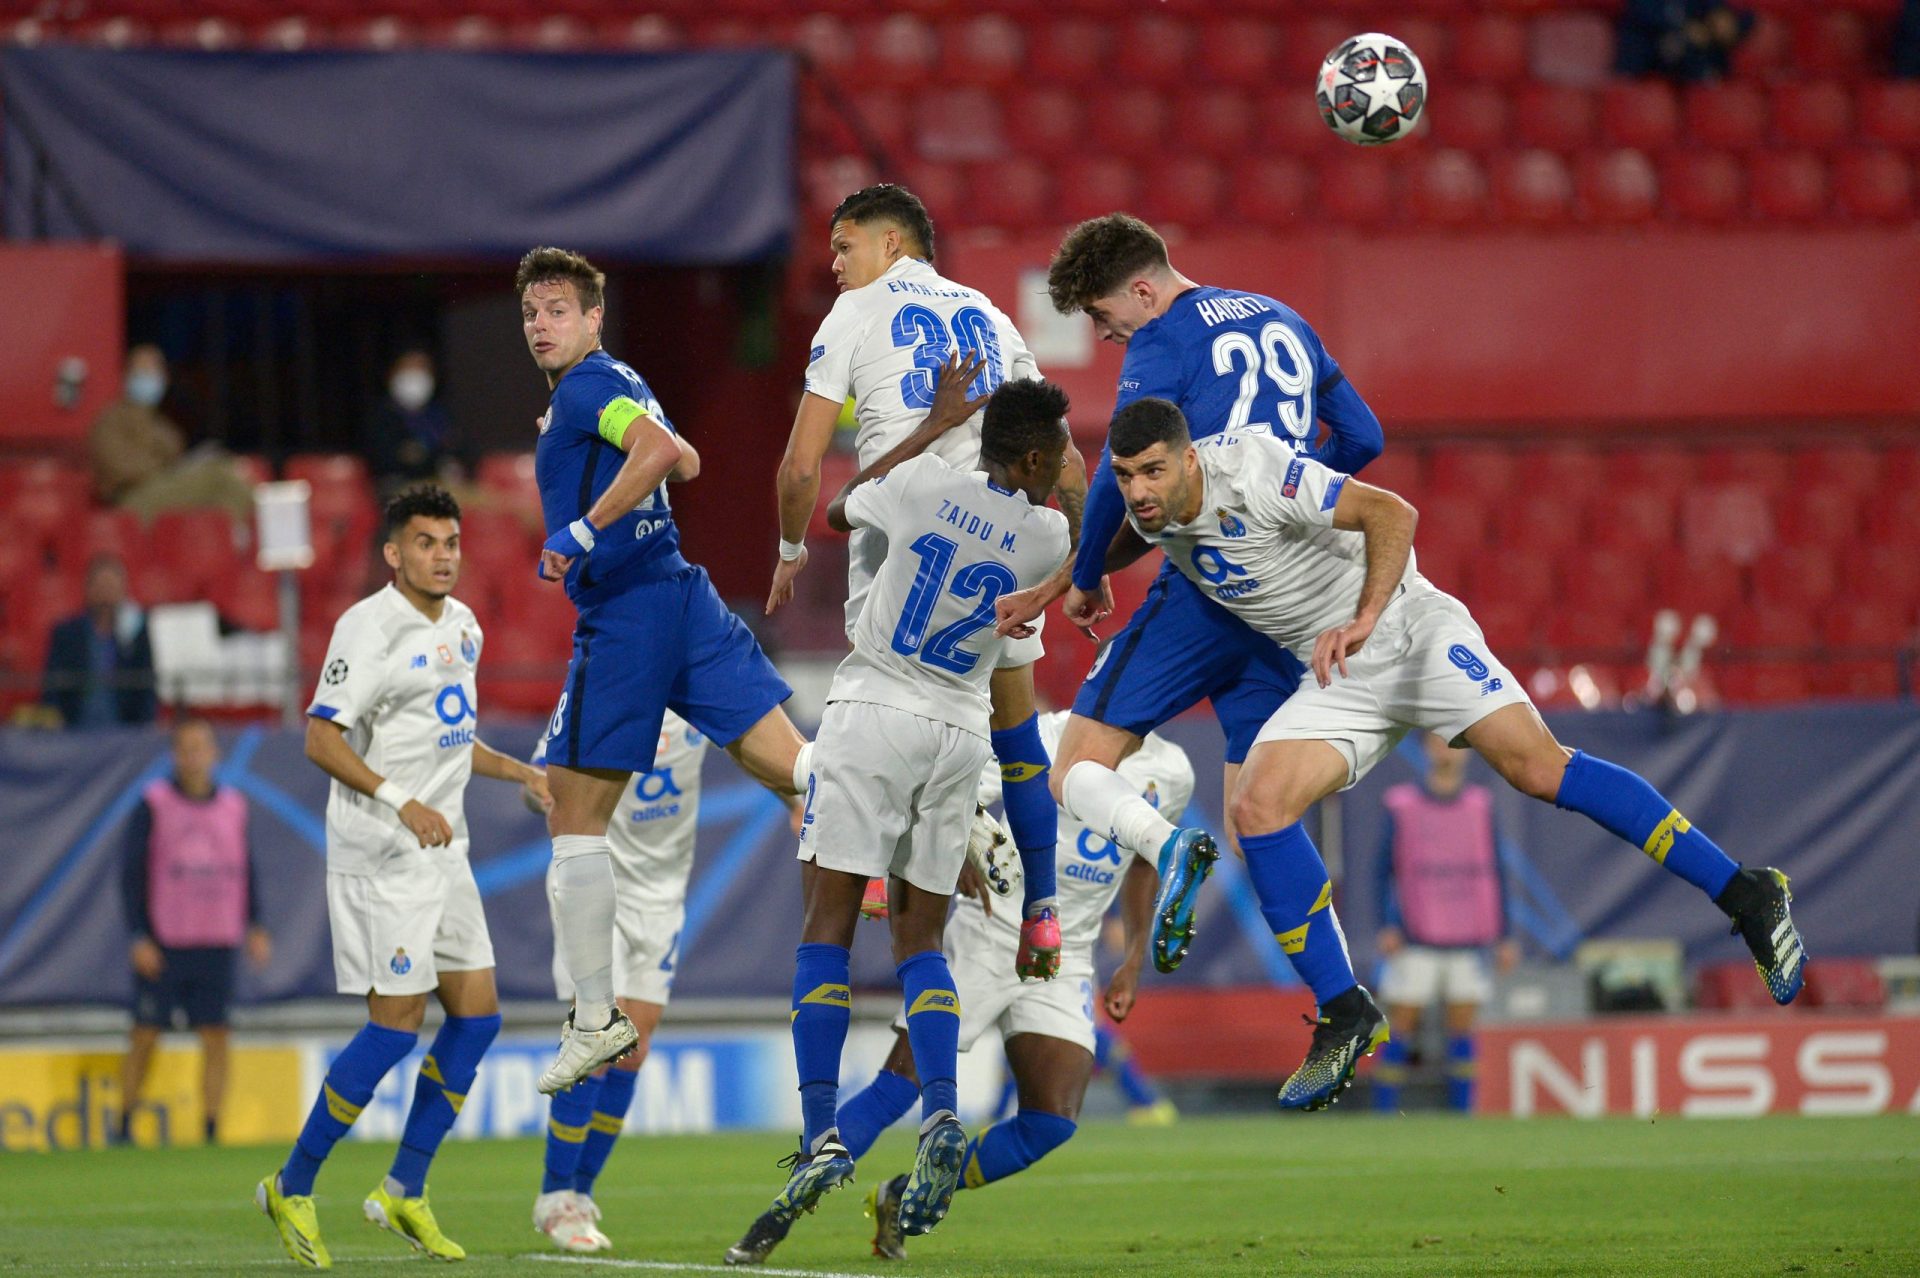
[890,906,1098,1056]
[846,527,1044,669]
[798,700,991,895]
[1255,586,1532,788]
[327,853,495,997]
[1380,945,1495,1007]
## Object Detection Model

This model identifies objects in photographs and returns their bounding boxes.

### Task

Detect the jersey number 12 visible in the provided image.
[890,533,1017,675]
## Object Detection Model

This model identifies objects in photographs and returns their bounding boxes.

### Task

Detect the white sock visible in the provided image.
[791,740,815,796]
[1061,760,1177,859]
[549,835,617,1030]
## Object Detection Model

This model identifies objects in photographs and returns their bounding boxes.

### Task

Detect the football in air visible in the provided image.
[1317,33,1428,146]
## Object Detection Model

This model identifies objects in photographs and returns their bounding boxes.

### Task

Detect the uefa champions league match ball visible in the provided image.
[1317,33,1428,146]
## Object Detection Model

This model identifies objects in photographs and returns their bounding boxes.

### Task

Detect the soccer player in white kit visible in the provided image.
[726,712,1192,1266]
[768,184,1087,981]
[257,485,549,1270]
[768,375,1072,1242]
[1095,400,1807,1112]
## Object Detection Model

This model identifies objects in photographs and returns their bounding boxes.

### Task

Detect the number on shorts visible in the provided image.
[890,533,1018,675]
[1447,644,1490,681]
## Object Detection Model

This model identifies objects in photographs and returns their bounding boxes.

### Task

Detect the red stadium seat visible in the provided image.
[1750,152,1830,223]
[1527,11,1614,88]
[1559,547,1656,615]
[1579,149,1660,225]
[1110,12,1195,86]
[1173,90,1256,162]
[1281,17,1358,83]
[1812,660,1902,699]
[1586,488,1677,552]
[802,155,878,224]
[1601,81,1680,151]
[1494,492,1584,556]
[1660,150,1745,223]
[1794,11,1869,76]
[791,13,856,72]
[1541,606,1642,654]
[216,570,281,633]
[1001,87,1086,163]
[1387,19,1452,82]
[1729,13,1790,79]
[1315,153,1399,229]
[941,15,1024,87]
[595,14,685,51]
[285,452,369,492]
[1428,445,1519,503]
[1698,447,1792,491]
[1772,82,1854,150]
[1408,149,1490,226]
[1471,602,1540,654]
[1750,545,1841,609]
[1856,82,1920,151]
[911,88,1005,162]
[1801,959,1887,1011]
[1359,450,1426,499]
[1053,158,1142,226]
[149,509,239,592]
[1725,602,1820,651]
[1773,484,1862,548]
[1611,444,1698,495]
[1886,445,1920,491]
[1694,960,1782,1012]
[1651,552,1746,619]
[1195,16,1278,88]
[857,14,937,90]
[1084,87,1170,156]
[1026,17,1108,87]
[1821,600,1916,650]
[1454,15,1527,82]
[1229,157,1312,228]
[1793,444,1885,494]
[1466,553,1555,609]
[1514,84,1598,151]
[1491,149,1574,225]
[61,509,146,576]
[898,160,964,224]
[1685,85,1768,151]
[1138,157,1225,231]
[1425,83,1510,152]
[968,158,1053,230]
[1865,486,1920,546]
[1833,150,1914,222]
[1514,446,1600,494]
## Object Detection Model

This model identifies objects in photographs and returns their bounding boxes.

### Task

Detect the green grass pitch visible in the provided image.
[2,1115,1914,1276]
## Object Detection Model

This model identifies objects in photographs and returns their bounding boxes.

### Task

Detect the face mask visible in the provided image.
[126,370,166,407]
[390,369,434,412]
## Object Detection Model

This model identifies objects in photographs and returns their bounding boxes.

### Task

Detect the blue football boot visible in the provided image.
[766,1132,854,1224]
[1150,828,1219,973]
[897,1113,966,1238]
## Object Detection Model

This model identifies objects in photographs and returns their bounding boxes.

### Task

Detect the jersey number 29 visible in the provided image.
[892,304,1005,409]
[1212,320,1315,441]
[890,533,1016,675]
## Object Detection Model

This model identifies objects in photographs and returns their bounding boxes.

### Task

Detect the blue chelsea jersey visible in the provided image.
[534,350,683,599]
[1072,286,1384,591]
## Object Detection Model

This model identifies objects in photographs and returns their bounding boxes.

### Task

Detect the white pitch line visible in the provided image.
[523,1254,872,1278]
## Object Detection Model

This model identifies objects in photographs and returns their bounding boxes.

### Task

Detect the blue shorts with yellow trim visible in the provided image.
[1071,564,1302,764]
[546,563,791,772]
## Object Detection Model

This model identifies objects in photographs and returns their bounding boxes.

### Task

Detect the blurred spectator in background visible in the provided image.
[41,554,157,728]
[117,717,270,1146]
[367,348,467,497]
[1615,0,1754,82]
[89,343,254,525]
[1372,733,1518,1114]
[1897,0,1920,78]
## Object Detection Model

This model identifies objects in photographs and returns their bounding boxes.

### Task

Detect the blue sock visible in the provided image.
[1240,823,1357,1005]
[1094,1026,1159,1109]
[898,950,961,1122]
[835,1068,919,1161]
[280,1022,417,1196]
[959,1109,1076,1189]
[1555,751,1739,898]
[542,1074,603,1193]
[1373,1036,1411,1112]
[1446,1034,1476,1112]
[991,715,1058,910]
[574,1064,638,1196]
[791,942,852,1148]
[388,1013,499,1197]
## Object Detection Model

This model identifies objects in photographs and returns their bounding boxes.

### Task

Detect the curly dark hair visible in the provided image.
[515,245,606,313]
[1046,213,1170,315]
[1107,397,1191,460]
[981,378,1070,467]
[383,483,462,540]
[830,184,936,262]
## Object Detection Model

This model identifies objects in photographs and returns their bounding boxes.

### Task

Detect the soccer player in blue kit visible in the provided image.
[519,247,815,1094]
[993,213,1388,1108]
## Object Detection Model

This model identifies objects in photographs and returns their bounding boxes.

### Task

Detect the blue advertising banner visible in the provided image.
[1,47,794,262]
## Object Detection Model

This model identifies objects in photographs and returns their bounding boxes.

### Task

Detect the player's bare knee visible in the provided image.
[1229,783,1304,839]
[1508,749,1570,803]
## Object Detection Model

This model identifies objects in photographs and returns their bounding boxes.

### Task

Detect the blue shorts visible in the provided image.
[547,563,791,772]
[132,946,236,1029]
[1072,565,1303,764]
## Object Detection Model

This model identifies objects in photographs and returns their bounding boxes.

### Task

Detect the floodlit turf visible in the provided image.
[1,1115,1914,1276]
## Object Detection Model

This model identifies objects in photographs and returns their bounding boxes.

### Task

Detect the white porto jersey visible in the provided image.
[308,584,483,873]
[831,454,1069,738]
[534,707,709,908]
[1134,432,1422,659]
[806,256,1039,472]
[969,711,1195,953]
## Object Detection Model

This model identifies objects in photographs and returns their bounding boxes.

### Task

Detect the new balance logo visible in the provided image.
[1480,678,1504,696]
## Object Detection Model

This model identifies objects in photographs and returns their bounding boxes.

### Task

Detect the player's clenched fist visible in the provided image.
[539,517,598,581]
[399,799,454,848]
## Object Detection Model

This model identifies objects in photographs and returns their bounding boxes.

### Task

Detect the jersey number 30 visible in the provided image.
[890,533,1017,675]
[892,304,1005,409]
[1212,320,1315,440]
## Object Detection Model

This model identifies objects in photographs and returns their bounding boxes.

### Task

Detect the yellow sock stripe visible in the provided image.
[962,1136,986,1189]
[588,1112,625,1135]
[791,983,852,1020]
[1274,922,1310,955]
[322,1084,363,1125]
[999,761,1045,783]
[441,1088,467,1115]
[420,1054,445,1086]
[1447,1062,1477,1079]
[1309,880,1333,914]
[548,1119,589,1143]
[1643,809,1692,864]
[907,988,961,1017]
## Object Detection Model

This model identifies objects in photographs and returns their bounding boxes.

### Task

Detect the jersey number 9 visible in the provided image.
[1212,321,1316,441]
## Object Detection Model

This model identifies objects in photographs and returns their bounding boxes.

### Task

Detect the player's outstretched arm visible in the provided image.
[1310,374,1385,477]
[823,350,988,533]
[765,390,845,613]
[1310,478,1419,687]
[303,715,453,847]
[472,736,547,801]
[1104,855,1161,1022]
